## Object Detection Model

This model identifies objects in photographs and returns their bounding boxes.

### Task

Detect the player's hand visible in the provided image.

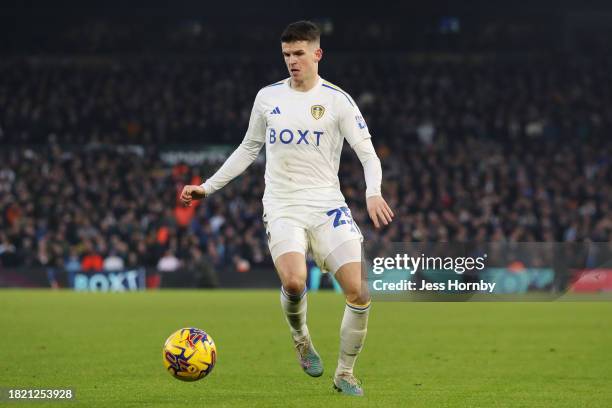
[180,185,206,207]
[366,195,394,228]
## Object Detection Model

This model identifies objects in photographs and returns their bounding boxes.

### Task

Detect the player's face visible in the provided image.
[281,41,322,82]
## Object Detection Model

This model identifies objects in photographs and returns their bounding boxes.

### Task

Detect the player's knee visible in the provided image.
[282,277,306,295]
[345,289,370,306]
[275,252,307,295]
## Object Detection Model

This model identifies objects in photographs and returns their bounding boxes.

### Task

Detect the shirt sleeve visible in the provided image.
[201,91,266,195]
[338,96,381,197]
[352,138,382,198]
[338,96,372,147]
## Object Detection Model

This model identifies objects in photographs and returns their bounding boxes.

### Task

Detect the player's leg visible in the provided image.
[268,218,323,377]
[310,206,368,394]
[274,250,324,377]
[326,239,370,396]
[275,250,308,339]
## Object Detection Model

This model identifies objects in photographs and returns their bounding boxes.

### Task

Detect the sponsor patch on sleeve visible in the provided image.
[355,115,367,130]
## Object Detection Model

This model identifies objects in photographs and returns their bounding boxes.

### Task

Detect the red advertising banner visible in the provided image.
[570,269,612,293]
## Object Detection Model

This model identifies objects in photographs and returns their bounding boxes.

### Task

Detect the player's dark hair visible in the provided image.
[280,21,321,43]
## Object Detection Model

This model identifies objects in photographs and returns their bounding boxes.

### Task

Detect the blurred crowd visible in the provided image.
[0,144,267,278]
[1,134,610,273]
[2,55,612,149]
[1,18,562,55]
[1,54,611,274]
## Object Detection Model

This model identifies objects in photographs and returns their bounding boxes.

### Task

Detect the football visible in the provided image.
[162,327,217,381]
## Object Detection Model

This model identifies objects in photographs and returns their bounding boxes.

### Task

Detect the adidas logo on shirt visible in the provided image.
[271,107,281,114]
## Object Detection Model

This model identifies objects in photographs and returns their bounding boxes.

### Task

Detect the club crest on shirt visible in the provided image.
[311,105,325,120]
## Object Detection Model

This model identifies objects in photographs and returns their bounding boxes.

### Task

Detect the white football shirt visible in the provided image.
[202,76,380,215]
[250,76,371,208]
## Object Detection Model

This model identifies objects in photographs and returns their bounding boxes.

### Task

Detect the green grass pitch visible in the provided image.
[1,290,611,407]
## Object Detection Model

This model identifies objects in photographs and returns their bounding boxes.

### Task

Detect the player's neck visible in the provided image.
[290,75,319,92]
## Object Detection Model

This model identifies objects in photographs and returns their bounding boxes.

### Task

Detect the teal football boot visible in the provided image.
[294,335,323,377]
[333,372,364,396]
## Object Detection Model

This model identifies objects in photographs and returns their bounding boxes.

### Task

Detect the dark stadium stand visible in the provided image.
[1,11,611,285]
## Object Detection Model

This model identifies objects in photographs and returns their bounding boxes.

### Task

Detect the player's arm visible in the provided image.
[339,100,394,228]
[180,93,266,206]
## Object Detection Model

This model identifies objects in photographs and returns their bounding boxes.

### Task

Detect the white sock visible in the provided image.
[280,286,309,339]
[335,301,371,376]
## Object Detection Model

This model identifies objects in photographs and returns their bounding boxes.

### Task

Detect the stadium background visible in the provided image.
[1,1,611,292]
[1,2,612,407]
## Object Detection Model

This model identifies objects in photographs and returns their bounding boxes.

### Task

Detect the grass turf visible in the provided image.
[1,290,611,407]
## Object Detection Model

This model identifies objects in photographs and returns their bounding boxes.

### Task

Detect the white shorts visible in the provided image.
[263,205,363,274]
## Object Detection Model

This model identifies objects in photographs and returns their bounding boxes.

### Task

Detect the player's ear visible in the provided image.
[314,47,323,62]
